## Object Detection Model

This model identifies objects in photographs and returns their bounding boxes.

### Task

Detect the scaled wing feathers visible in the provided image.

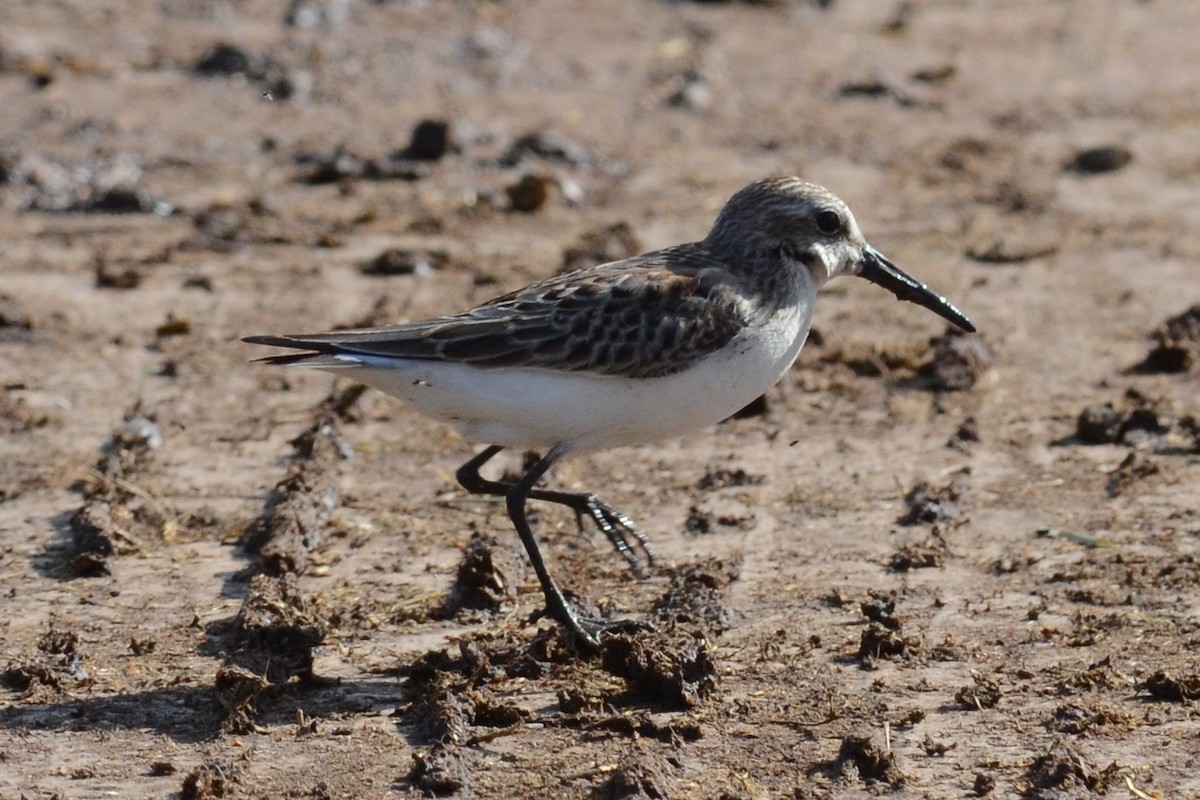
[244,246,748,379]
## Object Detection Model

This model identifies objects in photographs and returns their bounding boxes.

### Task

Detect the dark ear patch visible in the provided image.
[779,242,817,268]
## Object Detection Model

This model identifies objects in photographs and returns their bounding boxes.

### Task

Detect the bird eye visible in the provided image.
[815,209,842,235]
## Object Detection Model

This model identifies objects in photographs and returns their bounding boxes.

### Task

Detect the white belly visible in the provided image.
[311,301,813,453]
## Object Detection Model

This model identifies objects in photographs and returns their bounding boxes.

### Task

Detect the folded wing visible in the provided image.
[243,248,748,379]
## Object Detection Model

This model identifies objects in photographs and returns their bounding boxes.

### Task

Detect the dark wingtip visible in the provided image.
[242,334,295,347]
[242,334,330,364]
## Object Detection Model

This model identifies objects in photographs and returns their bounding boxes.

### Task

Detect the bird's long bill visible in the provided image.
[857,246,976,333]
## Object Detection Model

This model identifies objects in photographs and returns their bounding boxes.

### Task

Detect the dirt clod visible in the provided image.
[858,623,917,663]
[695,467,765,491]
[899,472,968,526]
[1137,303,1200,373]
[1138,670,1200,703]
[956,673,1003,710]
[920,328,993,391]
[890,536,948,571]
[230,573,328,684]
[1066,145,1132,174]
[1022,739,1121,798]
[651,560,737,635]
[2,626,88,696]
[360,247,445,277]
[594,756,671,799]
[834,731,905,787]
[1105,452,1159,498]
[561,222,642,274]
[212,665,271,734]
[1074,390,1180,450]
[181,761,237,800]
[241,468,339,575]
[506,173,552,212]
[398,119,456,162]
[407,745,471,797]
[600,631,718,709]
[860,595,902,630]
[439,533,510,616]
[241,392,354,575]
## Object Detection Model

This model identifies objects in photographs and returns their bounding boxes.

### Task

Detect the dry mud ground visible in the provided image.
[2,1,1200,798]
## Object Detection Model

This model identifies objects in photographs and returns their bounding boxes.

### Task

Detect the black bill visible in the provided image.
[857,246,975,333]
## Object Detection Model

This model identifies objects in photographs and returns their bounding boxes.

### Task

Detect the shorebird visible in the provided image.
[245,177,975,649]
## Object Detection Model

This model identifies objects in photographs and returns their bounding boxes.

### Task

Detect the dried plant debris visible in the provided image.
[497,130,597,169]
[973,772,997,796]
[398,639,541,747]
[4,152,172,214]
[1136,303,1200,374]
[1020,740,1122,799]
[694,467,765,491]
[857,624,919,664]
[575,710,703,745]
[212,665,272,734]
[213,573,329,731]
[860,594,903,631]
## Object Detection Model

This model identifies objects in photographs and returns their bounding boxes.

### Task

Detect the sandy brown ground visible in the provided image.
[3,1,1200,798]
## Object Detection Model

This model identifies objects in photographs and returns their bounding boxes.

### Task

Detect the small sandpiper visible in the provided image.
[245,177,975,649]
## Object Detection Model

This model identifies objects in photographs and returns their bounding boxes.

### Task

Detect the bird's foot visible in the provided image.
[573,495,658,579]
[570,615,657,652]
[534,600,656,652]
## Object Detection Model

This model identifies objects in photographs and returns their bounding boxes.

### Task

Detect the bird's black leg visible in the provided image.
[455,445,508,495]
[455,446,657,577]
[504,445,653,651]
